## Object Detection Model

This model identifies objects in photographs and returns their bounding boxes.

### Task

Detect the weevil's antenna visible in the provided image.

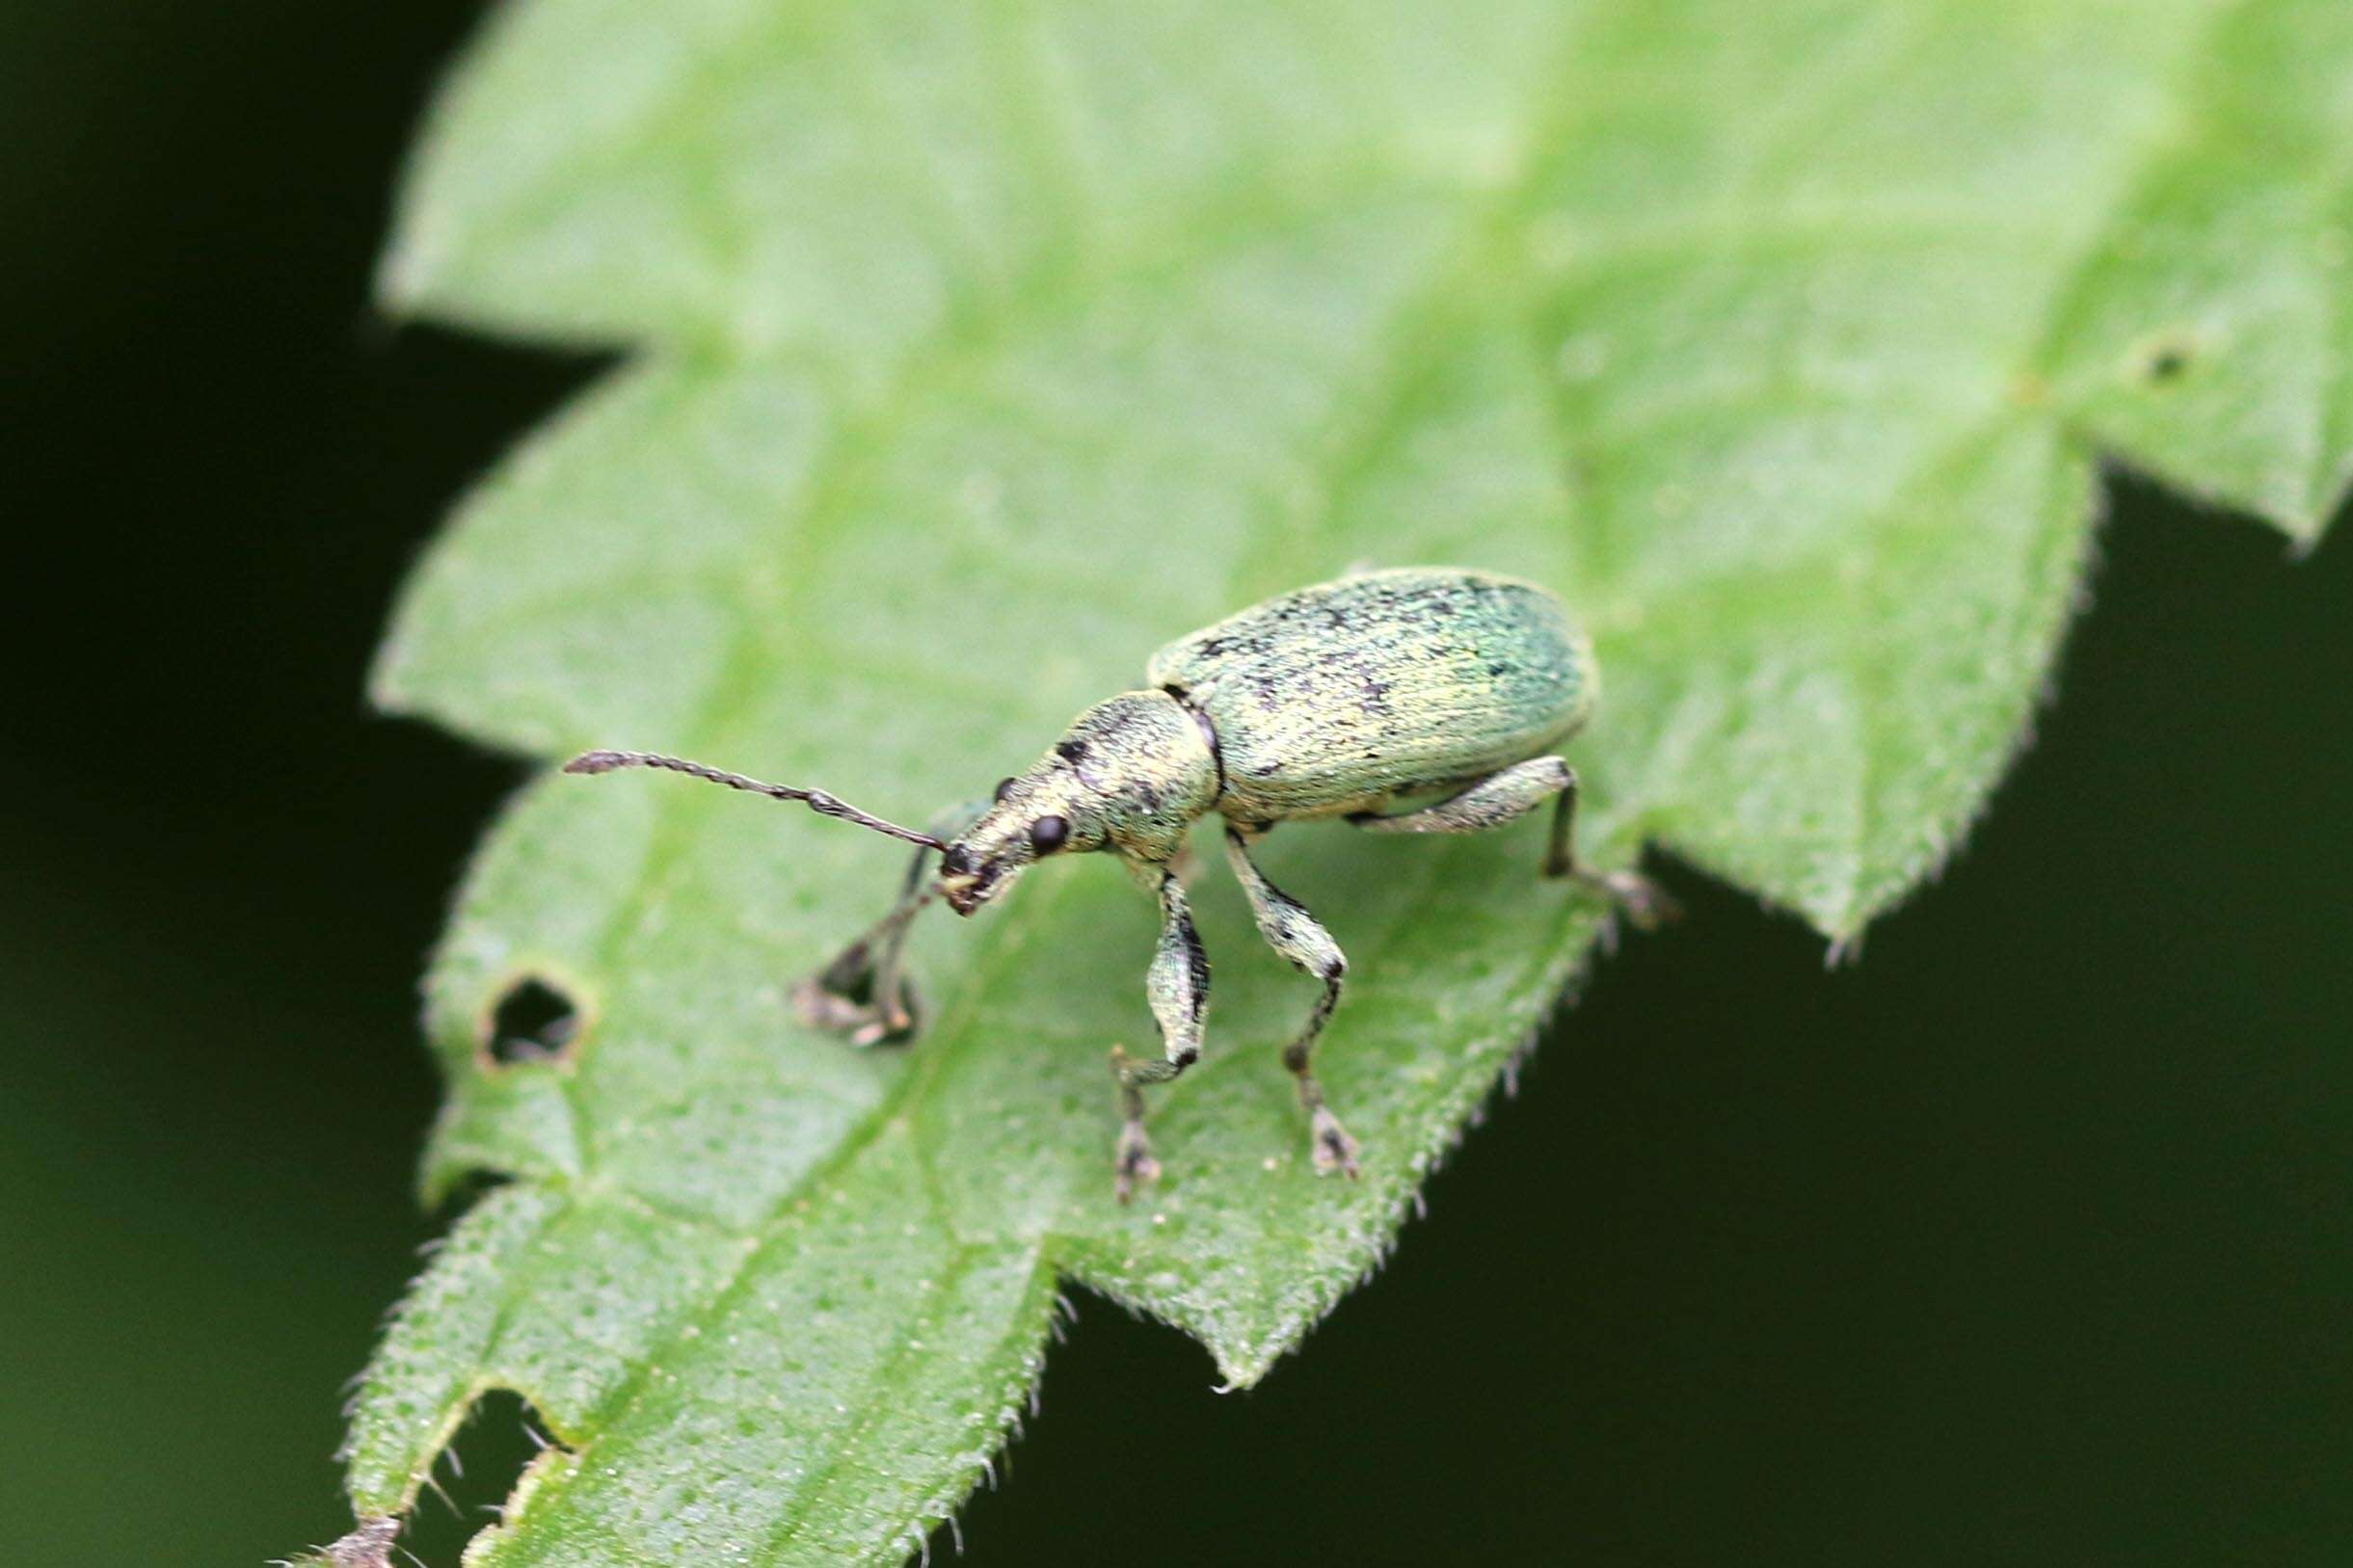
[563,751,949,851]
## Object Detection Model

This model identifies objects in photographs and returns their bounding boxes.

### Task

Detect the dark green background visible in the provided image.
[4,4,2346,1563]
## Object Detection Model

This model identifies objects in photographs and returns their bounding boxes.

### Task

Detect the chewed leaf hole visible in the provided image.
[439,1167,515,1221]
[483,975,584,1068]
[2128,328,2202,386]
[404,1389,570,1567]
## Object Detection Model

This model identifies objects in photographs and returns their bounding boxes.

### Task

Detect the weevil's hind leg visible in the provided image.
[1222,827,1357,1178]
[795,797,990,1045]
[1110,867,1209,1202]
[1537,764,1680,928]
[1350,757,1676,928]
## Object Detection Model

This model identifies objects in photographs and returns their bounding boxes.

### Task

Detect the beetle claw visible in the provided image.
[1615,870,1681,930]
[791,972,921,1047]
[1310,1107,1361,1179]
[1579,867,1679,932]
[1113,1120,1161,1203]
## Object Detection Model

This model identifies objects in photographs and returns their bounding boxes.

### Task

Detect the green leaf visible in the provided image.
[330,1,2350,1562]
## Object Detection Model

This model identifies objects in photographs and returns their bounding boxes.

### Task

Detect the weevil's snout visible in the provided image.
[938,840,985,916]
[937,839,1018,917]
[936,780,1092,915]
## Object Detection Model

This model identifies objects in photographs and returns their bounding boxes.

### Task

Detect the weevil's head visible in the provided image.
[936,690,1221,916]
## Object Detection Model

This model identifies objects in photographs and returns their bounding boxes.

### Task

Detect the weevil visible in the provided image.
[566,567,1671,1200]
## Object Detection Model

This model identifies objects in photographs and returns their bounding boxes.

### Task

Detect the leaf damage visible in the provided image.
[323,1,2352,1562]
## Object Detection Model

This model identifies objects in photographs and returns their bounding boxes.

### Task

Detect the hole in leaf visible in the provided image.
[437,1167,514,1222]
[2128,329,2201,386]
[403,1389,569,1568]
[483,975,582,1067]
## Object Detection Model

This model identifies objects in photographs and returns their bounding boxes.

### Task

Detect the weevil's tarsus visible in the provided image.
[1309,1105,1361,1178]
[791,913,926,1046]
[1223,825,1357,1178]
[1110,1050,1163,1204]
[1579,865,1678,930]
[563,750,949,850]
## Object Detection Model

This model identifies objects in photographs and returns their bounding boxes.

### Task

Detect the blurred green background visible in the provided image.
[3,3,2346,1564]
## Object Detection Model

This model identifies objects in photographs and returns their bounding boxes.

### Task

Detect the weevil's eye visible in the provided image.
[940,844,976,878]
[993,776,1016,803]
[1029,814,1070,854]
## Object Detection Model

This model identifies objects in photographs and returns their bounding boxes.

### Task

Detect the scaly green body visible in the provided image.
[1150,569,1595,823]
[569,567,1665,1200]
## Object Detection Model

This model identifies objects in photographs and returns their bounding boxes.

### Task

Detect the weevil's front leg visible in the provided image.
[1222,827,1358,1178]
[1350,757,1675,927]
[792,858,935,1045]
[795,797,990,1045]
[1110,867,1208,1202]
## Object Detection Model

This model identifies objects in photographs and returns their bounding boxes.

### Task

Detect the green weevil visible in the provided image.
[565,567,1670,1200]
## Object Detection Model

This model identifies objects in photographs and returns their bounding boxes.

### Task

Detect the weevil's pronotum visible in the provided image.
[566,568,1671,1200]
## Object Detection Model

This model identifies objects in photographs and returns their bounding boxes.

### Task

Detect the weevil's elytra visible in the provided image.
[565,567,1672,1201]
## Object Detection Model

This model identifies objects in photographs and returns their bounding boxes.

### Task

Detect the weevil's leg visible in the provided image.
[1350,757,1675,927]
[1221,826,1357,1178]
[792,843,936,1044]
[795,797,991,1044]
[1535,762,1679,927]
[1109,867,1208,1203]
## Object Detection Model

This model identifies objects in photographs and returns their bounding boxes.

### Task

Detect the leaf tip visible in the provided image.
[286,1516,398,1568]
[2275,500,2336,557]
[372,209,445,321]
[362,628,422,720]
[1203,1334,1287,1392]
